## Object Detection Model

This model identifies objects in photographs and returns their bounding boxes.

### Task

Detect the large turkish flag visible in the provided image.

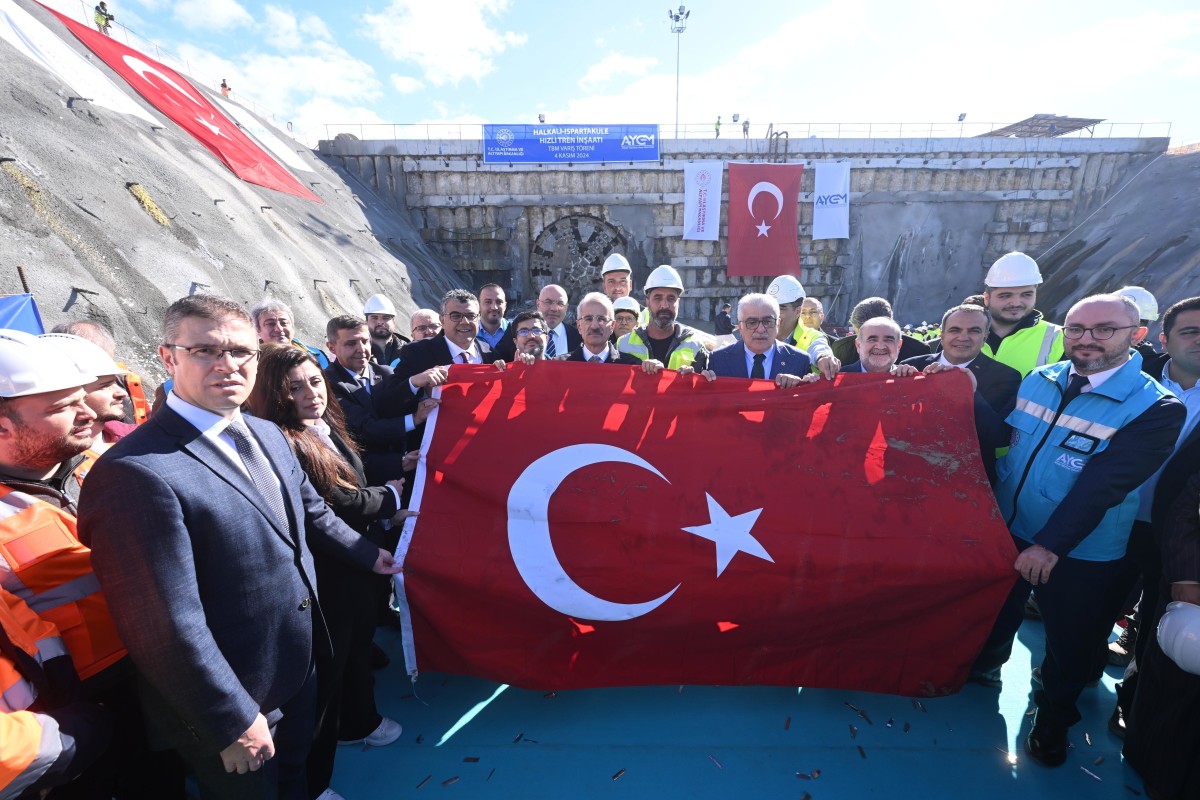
[395,363,1016,696]
[44,6,320,202]
[726,162,804,276]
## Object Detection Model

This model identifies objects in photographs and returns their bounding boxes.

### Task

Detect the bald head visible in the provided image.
[1063,294,1144,375]
[855,317,902,373]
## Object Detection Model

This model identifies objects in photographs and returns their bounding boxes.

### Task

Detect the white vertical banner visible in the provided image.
[682,160,722,241]
[812,162,851,240]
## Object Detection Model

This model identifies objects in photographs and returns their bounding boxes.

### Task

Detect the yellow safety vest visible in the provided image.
[981,318,1064,378]
[617,327,705,371]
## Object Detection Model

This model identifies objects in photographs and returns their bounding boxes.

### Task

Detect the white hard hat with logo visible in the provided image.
[601,253,631,275]
[613,297,642,315]
[1116,286,1159,321]
[1157,601,1200,675]
[644,265,684,294]
[362,294,397,317]
[766,275,806,305]
[0,330,97,398]
[985,252,1043,288]
[39,333,125,378]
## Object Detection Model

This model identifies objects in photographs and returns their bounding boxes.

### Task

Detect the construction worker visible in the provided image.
[50,320,149,425]
[800,297,827,333]
[0,330,183,796]
[612,297,641,342]
[617,265,704,371]
[39,334,135,487]
[981,252,1065,377]
[1116,285,1163,367]
[363,293,411,367]
[1,586,114,798]
[601,254,633,302]
[766,275,840,379]
[93,1,113,34]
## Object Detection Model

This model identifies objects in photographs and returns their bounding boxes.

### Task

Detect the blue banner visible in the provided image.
[483,124,660,164]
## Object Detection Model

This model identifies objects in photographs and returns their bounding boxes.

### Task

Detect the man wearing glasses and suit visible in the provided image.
[692,293,816,388]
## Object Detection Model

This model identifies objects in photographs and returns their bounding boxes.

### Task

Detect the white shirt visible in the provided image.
[582,346,609,363]
[546,324,568,357]
[744,345,775,378]
[936,353,976,369]
[166,391,265,484]
[446,338,483,365]
[1067,361,1124,392]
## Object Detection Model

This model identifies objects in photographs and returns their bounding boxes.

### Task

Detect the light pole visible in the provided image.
[668,5,690,139]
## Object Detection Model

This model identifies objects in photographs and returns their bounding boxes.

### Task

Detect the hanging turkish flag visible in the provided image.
[726,162,804,276]
[44,5,320,202]
[394,364,1017,696]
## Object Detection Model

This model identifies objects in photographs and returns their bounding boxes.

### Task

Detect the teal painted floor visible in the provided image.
[332,620,1145,799]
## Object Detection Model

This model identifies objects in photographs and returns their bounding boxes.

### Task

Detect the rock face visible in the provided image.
[0,0,459,387]
[320,135,1177,327]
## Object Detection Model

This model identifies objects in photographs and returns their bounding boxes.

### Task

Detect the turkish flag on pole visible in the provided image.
[395,364,1017,696]
[44,5,321,203]
[726,162,804,276]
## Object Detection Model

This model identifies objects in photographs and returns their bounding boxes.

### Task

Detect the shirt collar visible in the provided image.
[166,391,244,438]
[936,352,976,369]
[1067,361,1124,391]
[445,338,478,363]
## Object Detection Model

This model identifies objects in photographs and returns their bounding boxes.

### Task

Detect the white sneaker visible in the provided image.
[315,790,345,800]
[339,717,402,747]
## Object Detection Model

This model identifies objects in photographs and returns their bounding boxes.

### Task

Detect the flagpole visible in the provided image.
[669,6,690,139]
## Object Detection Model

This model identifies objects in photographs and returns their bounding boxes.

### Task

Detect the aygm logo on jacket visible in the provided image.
[1054,453,1086,473]
[622,134,655,148]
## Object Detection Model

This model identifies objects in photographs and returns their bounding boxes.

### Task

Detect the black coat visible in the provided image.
[374,332,496,419]
[833,332,930,366]
[324,362,407,486]
[560,343,643,365]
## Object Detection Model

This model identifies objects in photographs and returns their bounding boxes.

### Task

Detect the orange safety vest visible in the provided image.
[116,363,149,424]
[0,486,125,680]
[72,449,102,487]
[1,586,68,796]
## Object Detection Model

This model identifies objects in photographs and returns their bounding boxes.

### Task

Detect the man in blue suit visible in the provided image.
[693,293,817,388]
[77,295,401,800]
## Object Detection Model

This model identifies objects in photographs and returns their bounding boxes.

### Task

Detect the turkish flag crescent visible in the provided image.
[726,162,804,276]
[395,363,1017,696]
[43,5,321,203]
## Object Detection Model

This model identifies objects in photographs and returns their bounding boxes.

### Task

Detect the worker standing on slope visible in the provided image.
[93,2,113,34]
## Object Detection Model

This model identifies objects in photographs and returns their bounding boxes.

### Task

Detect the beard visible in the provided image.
[10,425,90,471]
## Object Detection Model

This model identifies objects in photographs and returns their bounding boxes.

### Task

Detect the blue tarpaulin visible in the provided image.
[0,294,45,334]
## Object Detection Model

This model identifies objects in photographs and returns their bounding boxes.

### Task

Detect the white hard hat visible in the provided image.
[362,294,397,317]
[0,330,98,398]
[1116,286,1159,321]
[644,265,684,294]
[601,253,631,275]
[613,297,642,315]
[984,252,1043,288]
[766,275,806,304]
[1157,601,1200,675]
[39,333,125,378]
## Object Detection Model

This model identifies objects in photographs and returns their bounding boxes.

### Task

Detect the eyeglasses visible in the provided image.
[445,312,479,323]
[516,328,548,338]
[1062,324,1137,341]
[740,317,778,330]
[578,315,612,325]
[412,324,441,335]
[166,344,259,364]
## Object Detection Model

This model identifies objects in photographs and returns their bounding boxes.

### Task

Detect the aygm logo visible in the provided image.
[622,134,656,149]
[816,193,848,206]
[1054,453,1086,472]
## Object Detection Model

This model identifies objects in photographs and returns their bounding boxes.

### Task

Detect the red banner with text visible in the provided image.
[46,6,320,202]
[397,363,1016,695]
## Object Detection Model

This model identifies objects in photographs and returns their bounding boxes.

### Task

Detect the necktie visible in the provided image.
[226,420,289,532]
[1058,373,1090,411]
[459,352,469,364]
[359,375,371,395]
[751,353,766,379]
[590,355,602,363]
[546,334,557,359]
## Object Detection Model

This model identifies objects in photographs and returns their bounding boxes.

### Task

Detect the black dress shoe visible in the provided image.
[1024,718,1069,767]
[1107,702,1126,738]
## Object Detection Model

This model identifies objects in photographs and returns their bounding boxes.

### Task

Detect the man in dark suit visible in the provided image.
[838,317,921,377]
[323,315,432,487]
[902,303,1021,483]
[76,295,401,800]
[562,293,646,366]
[693,293,815,388]
[374,289,499,421]
[832,296,930,367]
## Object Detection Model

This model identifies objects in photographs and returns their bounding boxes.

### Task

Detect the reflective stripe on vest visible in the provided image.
[116,364,149,425]
[1035,323,1062,370]
[0,488,125,679]
[0,710,62,796]
[983,319,1064,378]
[73,448,102,487]
[618,329,704,370]
[1012,398,1120,441]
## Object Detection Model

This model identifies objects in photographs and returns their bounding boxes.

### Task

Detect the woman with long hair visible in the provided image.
[247,344,411,800]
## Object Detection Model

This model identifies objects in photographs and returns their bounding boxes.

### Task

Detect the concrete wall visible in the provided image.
[319,136,1168,325]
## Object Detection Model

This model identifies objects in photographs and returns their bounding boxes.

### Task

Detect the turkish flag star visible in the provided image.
[756,221,771,237]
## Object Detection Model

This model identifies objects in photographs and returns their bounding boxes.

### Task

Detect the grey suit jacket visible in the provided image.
[77,404,379,753]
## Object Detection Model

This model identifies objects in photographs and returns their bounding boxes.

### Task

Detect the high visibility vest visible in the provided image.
[995,354,1168,560]
[982,319,1064,378]
[115,363,149,424]
[0,487,125,680]
[617,327,705,371]
[1,587,69,797]
[787,324,831,373]
[71,447,105,487]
